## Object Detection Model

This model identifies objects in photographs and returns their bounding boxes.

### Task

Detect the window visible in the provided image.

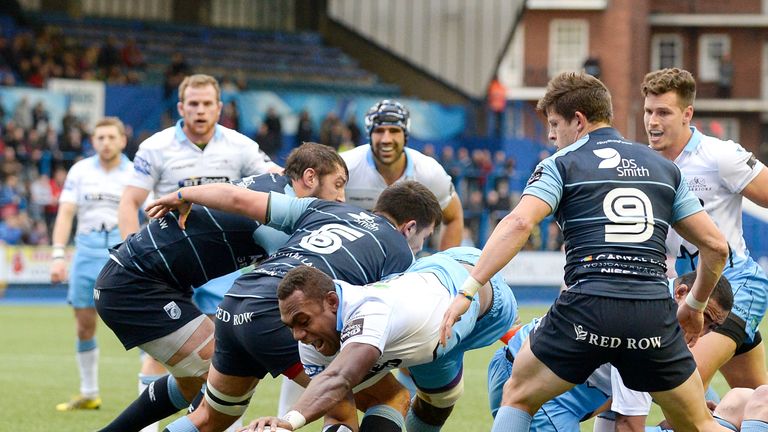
[651,34,683,71]
[699,34,731,82]
[549,19,589,78]
[692,117,739,141]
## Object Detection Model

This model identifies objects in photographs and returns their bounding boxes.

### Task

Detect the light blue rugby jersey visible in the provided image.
[524,127,702,299]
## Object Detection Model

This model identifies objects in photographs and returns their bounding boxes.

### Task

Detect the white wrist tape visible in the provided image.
[685,292,708,312]
[459,276,483,298]
[52,246,65,259]
[283,410,307,430]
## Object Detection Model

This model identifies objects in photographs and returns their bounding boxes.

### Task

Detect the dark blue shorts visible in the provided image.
[211,276,301,379]
[529,291,696,392]
[94,259,204,349]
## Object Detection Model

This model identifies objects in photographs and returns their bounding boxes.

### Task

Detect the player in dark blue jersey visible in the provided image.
[95,143,348,432]
[145,180,442,432]
[440,72,730,432]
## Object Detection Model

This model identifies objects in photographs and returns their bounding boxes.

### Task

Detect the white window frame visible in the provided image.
[651,34,683,71]
[698,34,731,82]
[548,19,589,78]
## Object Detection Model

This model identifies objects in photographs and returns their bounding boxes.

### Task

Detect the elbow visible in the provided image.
[501,211,536,236]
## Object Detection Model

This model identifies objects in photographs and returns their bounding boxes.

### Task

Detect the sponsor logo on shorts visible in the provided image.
[164,301,182,320]
[572,323,662,349]
[340,318,364,343]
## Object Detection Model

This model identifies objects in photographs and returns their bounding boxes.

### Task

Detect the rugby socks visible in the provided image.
[362,404,405,432]
[396,369,418,399]
[76,338,99,398]
[491,406,532,432]
[704,385,721,403]
[592,411,616,432]
[98,375,190,432]
[139,373,166,432]
[742,420,768,432]
[278,376,305,416]
[163,416,200,432]
[405,406,441,432]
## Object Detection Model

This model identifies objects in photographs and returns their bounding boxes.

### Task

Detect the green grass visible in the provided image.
[0,304,756,431]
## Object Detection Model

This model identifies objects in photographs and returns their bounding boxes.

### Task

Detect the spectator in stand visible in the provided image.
[295,109,313,147]
[13,96,32,130]
[422,143,437,159]
[29,172,53,221]
[0,211,24,244]
[96,36,121,79]
[219,100,239,131]
[27,219,50,245]
[346,114,361,146]
[120,37,145,70]
[0,173,24,214]
[319,112,340,148]
[464,188,486,245]
[2,146,23,178]
[163,52,190,99]
[44,166,66,236]
[488,75,507,139]
[261,106,283,159]
[32,101,49,133]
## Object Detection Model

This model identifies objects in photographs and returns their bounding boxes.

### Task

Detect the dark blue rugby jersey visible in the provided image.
[226,193,416,298]
[109,173,293,291]
[525,128,702,299]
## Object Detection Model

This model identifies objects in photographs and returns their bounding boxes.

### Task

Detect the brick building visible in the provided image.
[500,0,768,159]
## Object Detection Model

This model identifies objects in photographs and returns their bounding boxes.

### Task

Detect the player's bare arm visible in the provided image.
[672,210,728,346]
[741,168,768,207]
[117,186,150,238]
[144,183,270,226]
[438,193,464,250]
[245,343,380,431]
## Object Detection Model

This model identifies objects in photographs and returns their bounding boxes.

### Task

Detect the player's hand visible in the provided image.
[677,303,704,347]
[439,296,472,347]
[144,192,193,228]
[50,259,68,283]
[237,416,293,431]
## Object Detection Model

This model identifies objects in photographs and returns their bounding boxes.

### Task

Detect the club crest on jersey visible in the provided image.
[164,301,182,320]
[347,212,379,231]
[688,176,711,192]
[340,318,364,343]
[593,148,649,177]
[527,166,544,185]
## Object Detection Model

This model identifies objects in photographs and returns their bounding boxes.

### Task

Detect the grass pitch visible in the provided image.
[0,304,750,431]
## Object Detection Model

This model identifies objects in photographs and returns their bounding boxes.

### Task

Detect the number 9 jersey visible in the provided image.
[524,127,702,299]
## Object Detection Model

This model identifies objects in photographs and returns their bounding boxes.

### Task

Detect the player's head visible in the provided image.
[641,68,696,155]
[92,117,127,163]
[672,271,733,335]
[277,266,340,356]
[374,180,442,254]
[284,142,348,202]
[365,100,410,167]
[537,72,613,149]
[177,74,223,144]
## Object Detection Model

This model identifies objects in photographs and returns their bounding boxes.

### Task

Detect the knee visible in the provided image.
[412,396,454,426]
[744,385,768,419]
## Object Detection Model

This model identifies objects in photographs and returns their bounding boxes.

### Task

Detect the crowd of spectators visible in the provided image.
[0,25,147,88]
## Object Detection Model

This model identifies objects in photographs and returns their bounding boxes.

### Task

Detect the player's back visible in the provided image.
[539,128,687,298]
[112,174,293,290]
[228,199,415,297]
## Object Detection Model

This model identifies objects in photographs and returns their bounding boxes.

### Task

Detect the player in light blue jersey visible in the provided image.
[50,117,133,412]
[487,271,732,431]
[440,72,730,432]
[242,246,517,432]
[642,69,768,401]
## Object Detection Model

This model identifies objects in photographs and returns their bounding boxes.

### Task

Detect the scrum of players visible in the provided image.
[57,71,768,432]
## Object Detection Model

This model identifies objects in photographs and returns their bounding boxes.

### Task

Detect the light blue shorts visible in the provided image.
[723,257,768,342]
[69,230,121,308]
[407,247,518,390]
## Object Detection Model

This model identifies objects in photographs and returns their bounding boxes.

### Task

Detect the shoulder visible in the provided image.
[407,148,446,171]
[341,145,370,167]
[218,125,258,146]
[138,127,175,151]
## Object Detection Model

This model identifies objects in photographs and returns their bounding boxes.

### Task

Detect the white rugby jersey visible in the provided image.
[666,127,764,261]
[59,154,133,235]
[128,120,275,195]
[340,145,454,211]
[299,272,453,384]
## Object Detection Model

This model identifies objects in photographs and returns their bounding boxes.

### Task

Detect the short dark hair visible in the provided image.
[277,266,335,302]
[283,142,349,182]
[373,180,443,231]
[641,68,696,110]
[536,72,613,124]
[676,271,733,313]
